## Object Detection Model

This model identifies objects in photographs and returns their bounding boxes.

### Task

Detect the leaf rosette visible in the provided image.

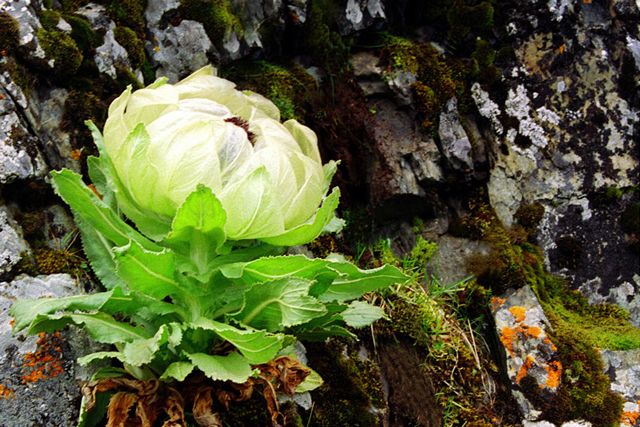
[9,66,408,426]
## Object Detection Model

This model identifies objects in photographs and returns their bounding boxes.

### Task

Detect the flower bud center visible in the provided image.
[224,117,256,145]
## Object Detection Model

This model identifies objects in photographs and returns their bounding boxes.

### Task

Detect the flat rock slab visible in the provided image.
[0,274,92,426]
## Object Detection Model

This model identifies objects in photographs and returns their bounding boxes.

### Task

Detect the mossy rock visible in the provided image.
[0,12,21,51]
[179,0,242,45]
[114,26,145,69]
[303,0,350,73]
[107,0,147,35]
[37,28,83,77]
[514,202,545,233]
[65,14,104,54]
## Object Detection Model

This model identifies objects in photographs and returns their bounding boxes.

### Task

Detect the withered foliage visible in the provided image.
[81,356,310,427]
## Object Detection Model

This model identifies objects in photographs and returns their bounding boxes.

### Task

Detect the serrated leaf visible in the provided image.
[191,318,284,364]
[122,324,172,366]
[76,215,121,290]
[260,187,340,247]
[86,155,116,210]
[219,255,333,284]
[50,169,159,252]
[10,290,114,332]
[164,185,227,275]
[28,312,150,344]
[320,263,408,302]
[114,240,181,299]
[294,325,357,341]
[187,351,253,383]
[340,301,385,328]
[235,278,327,331]
[160,361,195,382]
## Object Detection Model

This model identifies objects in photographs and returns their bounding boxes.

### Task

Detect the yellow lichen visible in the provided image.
[545,360,562,389]
[509,306,527,323]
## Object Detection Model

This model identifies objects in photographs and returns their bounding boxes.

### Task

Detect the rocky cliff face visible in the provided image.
[0,0,638,426]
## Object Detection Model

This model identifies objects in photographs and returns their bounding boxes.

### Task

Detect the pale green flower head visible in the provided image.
[101,65,339,245]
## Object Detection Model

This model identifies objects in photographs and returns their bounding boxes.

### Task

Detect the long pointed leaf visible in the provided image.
[320,263,408,302]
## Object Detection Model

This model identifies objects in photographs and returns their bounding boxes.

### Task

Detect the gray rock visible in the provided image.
[287,0,308,24]
[429,235,490,285]
[0,207,29,277]
[340,0,386,34]
[0,274,89,426]
[145,0,180,26]
[601,349,640,426]
[148,20,215,82]
[627,36,640,71]
[0,0,47,62]
[492,286,562,421]
[438,98,474,171]
[368,98,444,210]
[385,70,416,106]
[350,51,382,78]
[0,75,47,184]
[76,4,136,81]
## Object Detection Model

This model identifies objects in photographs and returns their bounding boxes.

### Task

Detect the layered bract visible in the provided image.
[103,66,337,243]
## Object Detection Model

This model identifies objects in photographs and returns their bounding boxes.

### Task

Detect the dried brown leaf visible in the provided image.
[193,387,223,427]
[162,387,186,427]
[106,392,138,427]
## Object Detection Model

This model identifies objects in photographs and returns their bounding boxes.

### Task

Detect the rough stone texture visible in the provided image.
[0,0,47,62]
[148,20,215,83]
[491,286,562,421]
[438,98,474,172]
[340,0,386,34]
[0,274,91,427]
[0,73,47,184]
[601,349,640,427]
[484,1,639,323]
[0,207,29,277]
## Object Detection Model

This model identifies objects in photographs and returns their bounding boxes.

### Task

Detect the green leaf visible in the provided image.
[122,324,172,366]
[10,291,114,332]
[235,278,327,331]
[191,318,284,364]
[164,185,227,276]
[77,351,124,366]
[219,255,333,284]
[101,287,182,321]
[28,312,150,344]
[260,187,340,247]
[78,388,111,427]
[340,301,385,328]
[294,324,357,341]
[187,351,253,383]
[160,361,195,382]
[114,240,182,299]
[296,368,323,393]
[320,263,408,302]
[50,169,159,252]
[76,216,121,290]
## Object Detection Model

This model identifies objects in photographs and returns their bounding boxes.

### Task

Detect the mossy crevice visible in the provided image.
[179,0,242,46]
[36,27,83,77]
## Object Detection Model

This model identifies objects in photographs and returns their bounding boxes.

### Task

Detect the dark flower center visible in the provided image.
[224,117,256,144]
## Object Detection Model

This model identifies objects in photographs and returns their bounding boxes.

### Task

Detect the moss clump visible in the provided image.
[446,0,494,50]
[303,0,350,73]
[34,248,85,276]
[0,12,20,51]
[38,10,62,30]
[107,0,147,35]
[179,0,241,45]
[37,28,83,77]
[514,202,545,233]
[470,38,500,84]
[305,341,380,427]
[114,26,145,69]
[222,61,316,121]
[380,35,462,129]
[65,14,103,54]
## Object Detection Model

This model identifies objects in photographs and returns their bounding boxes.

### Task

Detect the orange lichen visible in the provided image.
[545,360,562,389]
[509,306,527,323]
[500,326,517,354]
[621,401,640,426]
[20,332,65,384]
[0,384,14,399]
[70,149,82,160]
[491,297,506,310]
[9,318,15,329]
[558,44,566,54]
[526,326,542,338]
[515,355,535,384]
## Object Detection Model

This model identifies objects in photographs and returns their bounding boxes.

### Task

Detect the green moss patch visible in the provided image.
[0,12,21,51]
[179,0,241,45]
[37,28,83,77]
[113,26,145,69]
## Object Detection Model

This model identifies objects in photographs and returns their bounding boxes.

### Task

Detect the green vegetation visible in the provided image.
[38,9,62,30]
[107,0,147,35]
[66,14,103,54]
[0,12,20,51]
[458,191,637,425]
[114,26,145,69]
[222,61,316,121]
[514,202,545,233]
[180,0,241,45]
[303,0,350,73]
[37,28,83,77]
